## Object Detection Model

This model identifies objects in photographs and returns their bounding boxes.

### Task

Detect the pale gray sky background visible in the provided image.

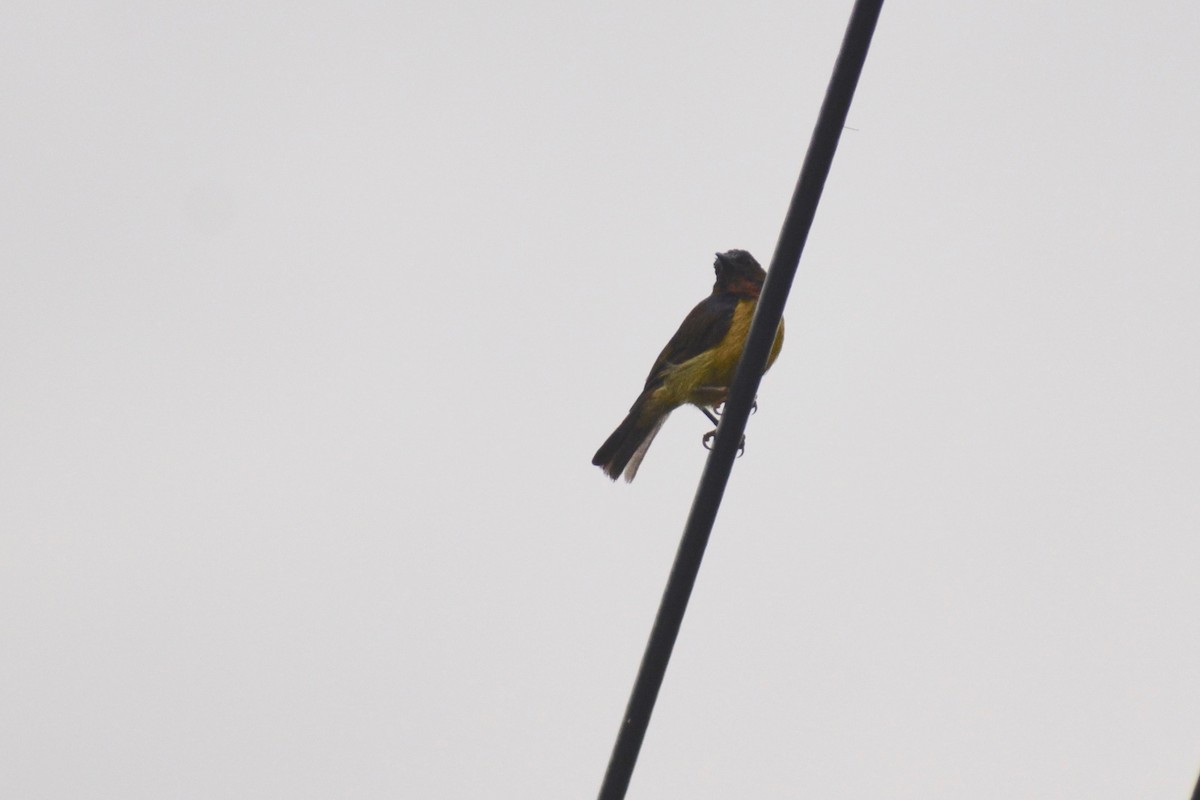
[3,2,1199,798]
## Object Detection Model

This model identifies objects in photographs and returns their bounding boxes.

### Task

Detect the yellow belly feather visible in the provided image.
[648,300,784,412]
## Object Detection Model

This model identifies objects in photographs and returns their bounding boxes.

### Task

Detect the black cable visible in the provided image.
[595,2,885,797]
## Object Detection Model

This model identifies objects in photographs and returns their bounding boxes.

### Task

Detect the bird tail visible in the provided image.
[592,397,668,482]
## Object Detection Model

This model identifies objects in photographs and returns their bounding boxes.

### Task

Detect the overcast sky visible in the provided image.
[3,2,1199,798]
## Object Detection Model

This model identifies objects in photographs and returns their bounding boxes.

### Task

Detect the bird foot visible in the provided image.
[702,430,746,457]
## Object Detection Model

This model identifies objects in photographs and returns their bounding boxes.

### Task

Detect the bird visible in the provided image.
[592,249,784,482]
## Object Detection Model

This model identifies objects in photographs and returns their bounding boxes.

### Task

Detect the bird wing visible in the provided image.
[643,293,738,391]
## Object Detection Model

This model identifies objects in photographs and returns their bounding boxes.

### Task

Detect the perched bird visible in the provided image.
[592,250,784,482]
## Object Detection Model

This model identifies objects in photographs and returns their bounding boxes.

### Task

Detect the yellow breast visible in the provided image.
[651,300,784,410]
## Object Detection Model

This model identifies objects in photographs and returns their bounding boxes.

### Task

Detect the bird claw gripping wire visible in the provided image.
[702,429,745,458]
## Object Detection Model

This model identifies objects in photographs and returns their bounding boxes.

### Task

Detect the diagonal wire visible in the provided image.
[596,2,885,798]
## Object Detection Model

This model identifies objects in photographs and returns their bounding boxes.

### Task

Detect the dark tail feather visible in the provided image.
[592,402,667,482]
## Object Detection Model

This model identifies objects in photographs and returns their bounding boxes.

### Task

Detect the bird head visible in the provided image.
[713,250,766,297]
